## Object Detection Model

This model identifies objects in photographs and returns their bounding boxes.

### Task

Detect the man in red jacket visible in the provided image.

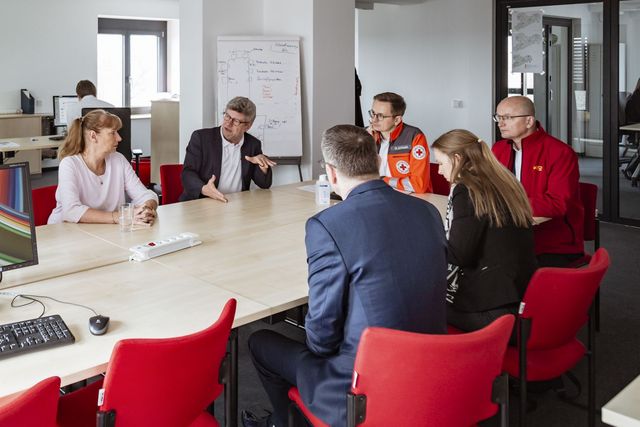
[492,96,584,267]
[366,92,432,193]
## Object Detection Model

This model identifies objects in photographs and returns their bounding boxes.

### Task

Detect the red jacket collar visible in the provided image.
[509,121,547,148]
[374,121,404,144]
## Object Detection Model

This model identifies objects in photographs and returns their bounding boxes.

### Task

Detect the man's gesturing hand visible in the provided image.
[201,174,228,203]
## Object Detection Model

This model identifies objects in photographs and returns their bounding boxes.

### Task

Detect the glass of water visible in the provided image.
[119,203,134,232]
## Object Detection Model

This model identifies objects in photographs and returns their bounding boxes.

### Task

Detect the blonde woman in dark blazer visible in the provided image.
[432,129,537,339]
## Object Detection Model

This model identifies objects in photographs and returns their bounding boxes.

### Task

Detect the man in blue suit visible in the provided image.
[244,125,447,427]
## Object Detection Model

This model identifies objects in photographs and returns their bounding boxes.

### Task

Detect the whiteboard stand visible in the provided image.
[272,156,303,182]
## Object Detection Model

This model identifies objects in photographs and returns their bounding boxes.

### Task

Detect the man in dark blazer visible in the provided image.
[180,97,276,202]
[243,125,447,427]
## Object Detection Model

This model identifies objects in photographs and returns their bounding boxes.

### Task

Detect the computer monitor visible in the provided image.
[53,95,79,127]
[82,107,132,162]
[0,162,38,277]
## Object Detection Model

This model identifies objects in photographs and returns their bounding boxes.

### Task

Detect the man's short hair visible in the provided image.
[76,80,97,99]
[373,92,406,116]
[321,125,379,178]
[226,96,257,122]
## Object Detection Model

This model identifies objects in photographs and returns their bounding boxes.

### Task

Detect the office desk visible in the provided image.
[0,183,448,418]
[0,223,130,290]
[0,260,270,398]
[620,123,640,132]
[602,375,640,427]
[0,135,63,173]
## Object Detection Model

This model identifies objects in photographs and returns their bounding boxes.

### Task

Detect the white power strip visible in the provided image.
[129,232,202,262]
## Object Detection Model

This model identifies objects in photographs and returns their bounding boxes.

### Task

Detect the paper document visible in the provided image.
[0,141,19,148]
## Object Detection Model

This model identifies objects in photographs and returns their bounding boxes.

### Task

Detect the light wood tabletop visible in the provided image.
[602,374,640,427]
[0,136,63,154]
[0,181,448,400]
[0,223,130,290]
[0,260,270,397]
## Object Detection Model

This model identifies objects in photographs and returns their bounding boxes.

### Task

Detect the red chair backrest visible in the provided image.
[99,299,236,426]
[160,164,183,205]
[0,376,60,427]
[351,315,514,426]
[131,157,151,188]
[521,248,609,350]
[579,182,598,242]
[429,163,450,196]
[32,185,57,226]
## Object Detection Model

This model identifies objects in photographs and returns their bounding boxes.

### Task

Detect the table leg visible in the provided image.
[224,328,239,427]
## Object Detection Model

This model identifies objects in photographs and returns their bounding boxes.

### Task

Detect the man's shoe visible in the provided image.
[241,409,273,427]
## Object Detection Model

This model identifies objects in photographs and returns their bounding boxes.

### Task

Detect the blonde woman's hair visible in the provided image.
[432,129,533,228]
[58,109,122,159]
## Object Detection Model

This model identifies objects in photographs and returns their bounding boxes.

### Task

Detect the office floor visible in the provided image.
[31,169,640,426]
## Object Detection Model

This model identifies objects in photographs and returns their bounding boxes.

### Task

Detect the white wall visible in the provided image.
[358,0,494,144]
[0,0,178,156]
[0,0,179,114]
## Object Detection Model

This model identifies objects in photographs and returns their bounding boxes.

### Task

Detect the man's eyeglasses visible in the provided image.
[492,114,530,123]
[223,112,250,127]
[368,109,395,122]
[320,159,335,169]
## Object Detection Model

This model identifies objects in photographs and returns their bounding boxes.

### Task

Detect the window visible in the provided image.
[97,18,167,113]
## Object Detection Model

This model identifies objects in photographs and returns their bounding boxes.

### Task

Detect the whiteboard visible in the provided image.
[217,36,302,157]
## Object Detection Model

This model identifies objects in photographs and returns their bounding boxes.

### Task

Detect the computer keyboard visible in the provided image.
[0,314,75,360]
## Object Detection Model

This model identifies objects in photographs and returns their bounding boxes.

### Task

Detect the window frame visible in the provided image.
[98,18,167,114]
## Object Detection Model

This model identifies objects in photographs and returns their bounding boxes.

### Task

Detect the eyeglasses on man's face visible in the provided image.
[492,113,530,123]
[368,109,395,122]
[223,112,250,127]
[319,159,335,169]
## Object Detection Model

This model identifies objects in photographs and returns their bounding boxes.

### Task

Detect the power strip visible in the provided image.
[129,232,202,262]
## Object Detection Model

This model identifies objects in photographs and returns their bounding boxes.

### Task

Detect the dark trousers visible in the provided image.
[248,329,310,427]
[537,252,584,267]
[446,303,519,344]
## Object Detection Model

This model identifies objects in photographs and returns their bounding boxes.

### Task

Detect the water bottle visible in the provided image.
[316,174,331,205]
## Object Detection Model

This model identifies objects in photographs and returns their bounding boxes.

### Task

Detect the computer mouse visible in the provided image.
[89,315,110,336]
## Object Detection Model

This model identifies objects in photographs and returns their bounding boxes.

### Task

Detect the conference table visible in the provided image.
[0,182,447,425]
[602,374,640,427]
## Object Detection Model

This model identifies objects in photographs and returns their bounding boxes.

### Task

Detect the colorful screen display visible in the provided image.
[0,163,38,272]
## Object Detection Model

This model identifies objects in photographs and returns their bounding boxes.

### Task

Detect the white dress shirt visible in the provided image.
[48,152,158,224]
[65,95,115,126]
[378,137,390,177]
[513,146,523,182]
[217,128,244,194]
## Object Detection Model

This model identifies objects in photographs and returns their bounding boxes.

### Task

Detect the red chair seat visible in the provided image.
[0,377,60,427]
[503,339,586,381]
[32,185,57,226]
[288,387,329,427]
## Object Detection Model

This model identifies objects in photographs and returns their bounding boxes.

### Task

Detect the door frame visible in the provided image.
[495,0,638,225]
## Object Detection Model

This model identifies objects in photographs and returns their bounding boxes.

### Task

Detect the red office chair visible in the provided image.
[160,163,184,205]
[0,376,60,427]
[503,248,609,427]
[429,162,451,196]
[131,157,151,188]
[289,315,514,427]
[58,299,237,427]
[32,185,57,226]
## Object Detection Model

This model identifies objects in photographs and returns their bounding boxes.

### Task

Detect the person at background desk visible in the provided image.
[492,96,584,267]
[433,129,537,341]
[65,80,115,125]
[48,110,158,225]
[243,125,446,427]
[180,97,275,202]
[366,92,432,193]
[626,78,640,124]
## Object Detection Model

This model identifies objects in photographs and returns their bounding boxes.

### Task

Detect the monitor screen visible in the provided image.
[0,162,38,273]
[82,107,132,162]
[53,95,78,127]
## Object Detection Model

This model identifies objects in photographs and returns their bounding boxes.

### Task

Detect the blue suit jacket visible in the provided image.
[297,179,447,427]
